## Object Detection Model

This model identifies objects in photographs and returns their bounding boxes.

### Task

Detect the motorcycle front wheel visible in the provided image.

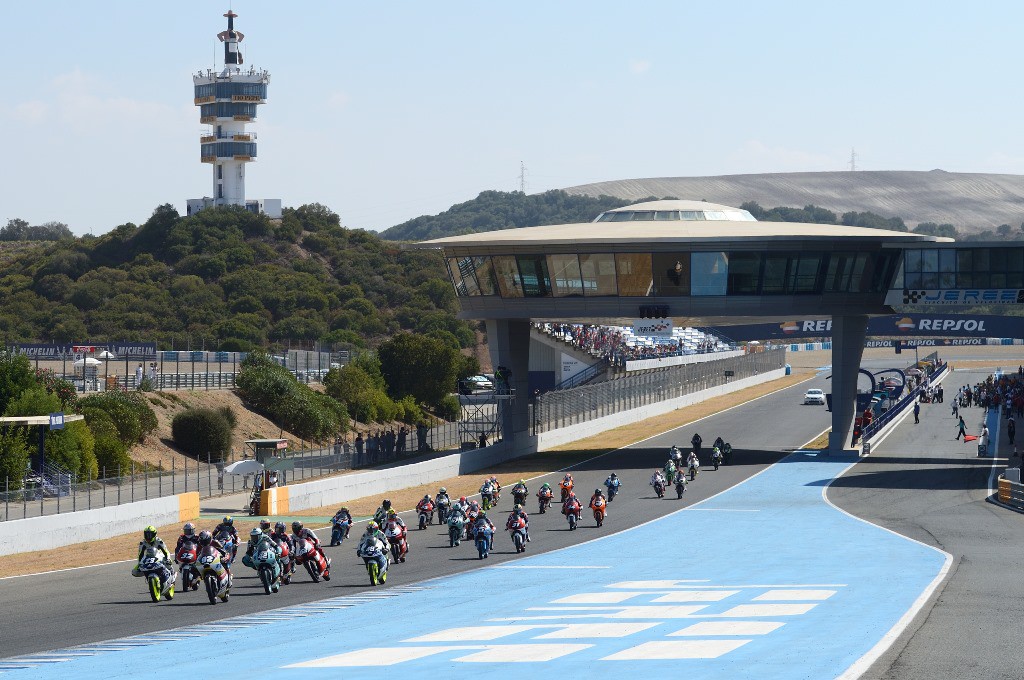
[368,562,379,586]
[205,575,218,605]
[147,575,161,603]
[259,565,274,594]
[513,532,524,553]
[304,559,321,583]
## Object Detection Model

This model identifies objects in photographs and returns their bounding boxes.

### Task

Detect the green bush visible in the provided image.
[218,405,237,428]
[83,408,131,473]
[78,391,157,446]
[171,408,233,461]
[0,428,30,489]
[435,394,461,422]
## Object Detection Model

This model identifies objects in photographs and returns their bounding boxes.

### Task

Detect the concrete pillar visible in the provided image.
[828,315,868,454]
[486,319,531,443]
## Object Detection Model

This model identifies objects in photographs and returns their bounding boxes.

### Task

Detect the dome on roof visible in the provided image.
[595,199,757,223]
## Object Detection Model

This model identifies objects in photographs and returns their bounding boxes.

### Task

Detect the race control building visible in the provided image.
[414,199,1021,454]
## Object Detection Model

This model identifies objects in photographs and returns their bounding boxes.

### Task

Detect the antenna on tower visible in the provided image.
[849,148,858,172]
[519,161,527,194]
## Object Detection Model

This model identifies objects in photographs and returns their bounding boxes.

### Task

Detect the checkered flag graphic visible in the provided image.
[902,289,927,304]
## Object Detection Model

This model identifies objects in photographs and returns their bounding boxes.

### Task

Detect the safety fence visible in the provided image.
[998,472,1024,509]
[530,348,786,434]
[861,352,947,445]
[0,418,468,521]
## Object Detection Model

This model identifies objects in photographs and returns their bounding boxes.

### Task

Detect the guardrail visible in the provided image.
[998,473,1024,509]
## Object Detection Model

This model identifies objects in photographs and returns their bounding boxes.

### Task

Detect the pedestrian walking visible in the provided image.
[980,424,990,457]
[1009,416,1016,447]
[956,416,967,440]
[913,401,920,424]
[952,399,959,419]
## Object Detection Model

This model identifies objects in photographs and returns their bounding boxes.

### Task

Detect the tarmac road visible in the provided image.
[0,372,830,658]
[828,368,1024,680]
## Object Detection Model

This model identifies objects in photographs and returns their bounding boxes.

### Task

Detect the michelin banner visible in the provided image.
[714,314,1024,341]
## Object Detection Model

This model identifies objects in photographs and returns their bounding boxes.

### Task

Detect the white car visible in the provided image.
[803,388,826,405]
[459,375,494,395]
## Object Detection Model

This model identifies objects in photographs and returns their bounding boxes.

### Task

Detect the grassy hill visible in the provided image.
[0,203,473,350]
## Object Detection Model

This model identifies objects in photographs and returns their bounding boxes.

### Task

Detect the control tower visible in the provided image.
[187,10,281,219]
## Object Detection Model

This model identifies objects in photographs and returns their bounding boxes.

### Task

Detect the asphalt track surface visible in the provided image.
[0,373,830,659]
[829,367,1024,680]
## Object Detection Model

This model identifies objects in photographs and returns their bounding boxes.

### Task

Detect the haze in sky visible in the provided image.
[1,1,1020,235]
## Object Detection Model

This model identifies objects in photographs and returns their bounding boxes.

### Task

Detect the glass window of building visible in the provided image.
[447,258,469,296]
[610,212,634,222]
[703,211,727,221]
[654,211,678,221]
[790,254,823,293]
[690,252,728,295]
[457,257,481,296]
[652,253,690,296]
[492,256,523,298]
[547,254,584,297]
[472,256,498,295]
[680,211,706,220]
[615,253,653,296]
[516,255,552,297]
[762,254,789,294]
[630,211,655,221]
[579,253,618,296]
[727,252,762,294]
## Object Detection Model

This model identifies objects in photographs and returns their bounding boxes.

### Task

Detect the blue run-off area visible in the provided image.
[5,454,948,679]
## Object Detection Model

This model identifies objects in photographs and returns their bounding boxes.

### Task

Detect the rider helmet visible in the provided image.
[459,496,467,504]
[198,530,213,546]
[222,515,233,526]
[259,519,272,532]
[478,512,487,520]
[595,488,602,495]
[367,521,379,532]
[183,522,196,537]
[423,494,430,501]
[143,525,157,542]
[382,499,392,510]
[250,528,262,539]
[292,521,304,533]
[610,473,617,478]
[387,509,397,517]
[542,482,550,488]
[439,487,447,494]
[274,521,286,533]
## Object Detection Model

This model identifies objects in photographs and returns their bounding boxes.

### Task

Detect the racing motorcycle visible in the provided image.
[175,540,200,592]
[293,537,330,582]
[447,513,465,547]
[418,503,434,530]
[481,487,495,511]
[385,522,408,563]
[722,442,733,465]
[591,496,607,528]
[330,516,351,546]
[214,529,236,567]
[358,541,389,586]
[274,536,294,585]
[508,516,527,553]
[538,488,553,514]
[436,496,451,524]
[712,447,723,470]
[197,544,230,605]
[652,478,666,498]
[565,505,581,530]
[675,476,686,499]
[689,458,699,481]
[512,487,528,508]
[137,551,176,603]
[475,524,493,559]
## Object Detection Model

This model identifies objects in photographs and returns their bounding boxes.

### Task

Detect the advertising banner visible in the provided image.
[560,353,585,383]
[885,288,1024,306]
[632,319,674,337]
[714,314,1024,341]
[8,342,157,360]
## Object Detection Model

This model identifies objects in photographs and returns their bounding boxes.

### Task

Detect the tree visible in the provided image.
[0,352,39,417]
[377,332,460,407]
[0,428,30,489]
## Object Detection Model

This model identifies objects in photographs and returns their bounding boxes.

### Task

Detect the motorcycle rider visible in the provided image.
[511,479,528,504]
[713,435,725,451]
[453,495,470,515]
[480,477,496,507]
[416,495,435,523]
[292,520,331,573]
[589,488,607,512]
[384,509,409,561]
[562,491,582,519]
[559,473,575,501]
[270,521,294,581]
[664,457,677,485]
[357,523,390,582]
[604,473,621,500]
[505,503,531,541]
[331,506,353,543]
[435,487,452,521]
[196,529,231,590]
[691,432,703,456]
[489,476,502,501]
[537,482,554,503]
[474,511,496,536]
[174,522,200,555]
[651,469,667,493]
[373,499,393,526]
[687,449,700,475]
[134,525,172,577]
[213,515,239,561]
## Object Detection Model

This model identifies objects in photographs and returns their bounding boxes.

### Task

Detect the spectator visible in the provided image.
[397,427,407,454]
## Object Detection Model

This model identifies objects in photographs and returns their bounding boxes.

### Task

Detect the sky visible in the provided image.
[2,0,1023,235]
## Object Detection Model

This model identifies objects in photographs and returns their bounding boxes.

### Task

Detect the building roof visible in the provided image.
[417,220,950,248]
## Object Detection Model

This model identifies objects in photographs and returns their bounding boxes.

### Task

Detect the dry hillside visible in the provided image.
[564,170,1024,233]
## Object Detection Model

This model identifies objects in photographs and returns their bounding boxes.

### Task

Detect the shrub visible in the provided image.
[84,408,131,473]
[218,405,237,428]
[171,408,233,461]
[0,429,30,489]
[435,394,461,422]
[78,391,158,446]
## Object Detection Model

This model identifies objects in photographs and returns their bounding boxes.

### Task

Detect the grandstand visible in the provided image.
[536,323,735,368]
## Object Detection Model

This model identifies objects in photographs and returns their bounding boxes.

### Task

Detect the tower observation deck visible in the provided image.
[188,10,280,219]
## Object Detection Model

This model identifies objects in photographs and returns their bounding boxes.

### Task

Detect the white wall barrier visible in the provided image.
[624,349,744,372]
[0,492,198,557]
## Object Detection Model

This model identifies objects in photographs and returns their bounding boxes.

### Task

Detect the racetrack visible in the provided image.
[0,373,830,659]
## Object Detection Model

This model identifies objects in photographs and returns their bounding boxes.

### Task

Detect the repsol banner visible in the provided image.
[716,314,1024,341]
[864,338,991,348]
[8,342,157,360]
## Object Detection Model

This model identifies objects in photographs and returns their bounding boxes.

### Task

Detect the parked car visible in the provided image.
[803,388,826,405]
[459,375,494,395]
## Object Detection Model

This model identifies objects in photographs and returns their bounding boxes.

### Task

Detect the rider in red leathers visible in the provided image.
[384,509,409,562]
[562,492,582,520]
[291,521,331,574]
[506,504,531,542]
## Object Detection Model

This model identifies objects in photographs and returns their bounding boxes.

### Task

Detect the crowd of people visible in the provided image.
[535,322,728,367]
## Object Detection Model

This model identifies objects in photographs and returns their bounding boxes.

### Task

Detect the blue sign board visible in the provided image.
[49,412,65,430]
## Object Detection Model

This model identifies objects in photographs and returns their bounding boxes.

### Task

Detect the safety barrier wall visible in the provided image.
[268,367,787,514]
[998,474,1024,508]
[623,349,744,372]
[0,492,199,557]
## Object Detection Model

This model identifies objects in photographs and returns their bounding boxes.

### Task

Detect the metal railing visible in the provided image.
[553,360,607,390]
[861,353,946,443]
[0,417,469,521]
[531,348,785,434]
